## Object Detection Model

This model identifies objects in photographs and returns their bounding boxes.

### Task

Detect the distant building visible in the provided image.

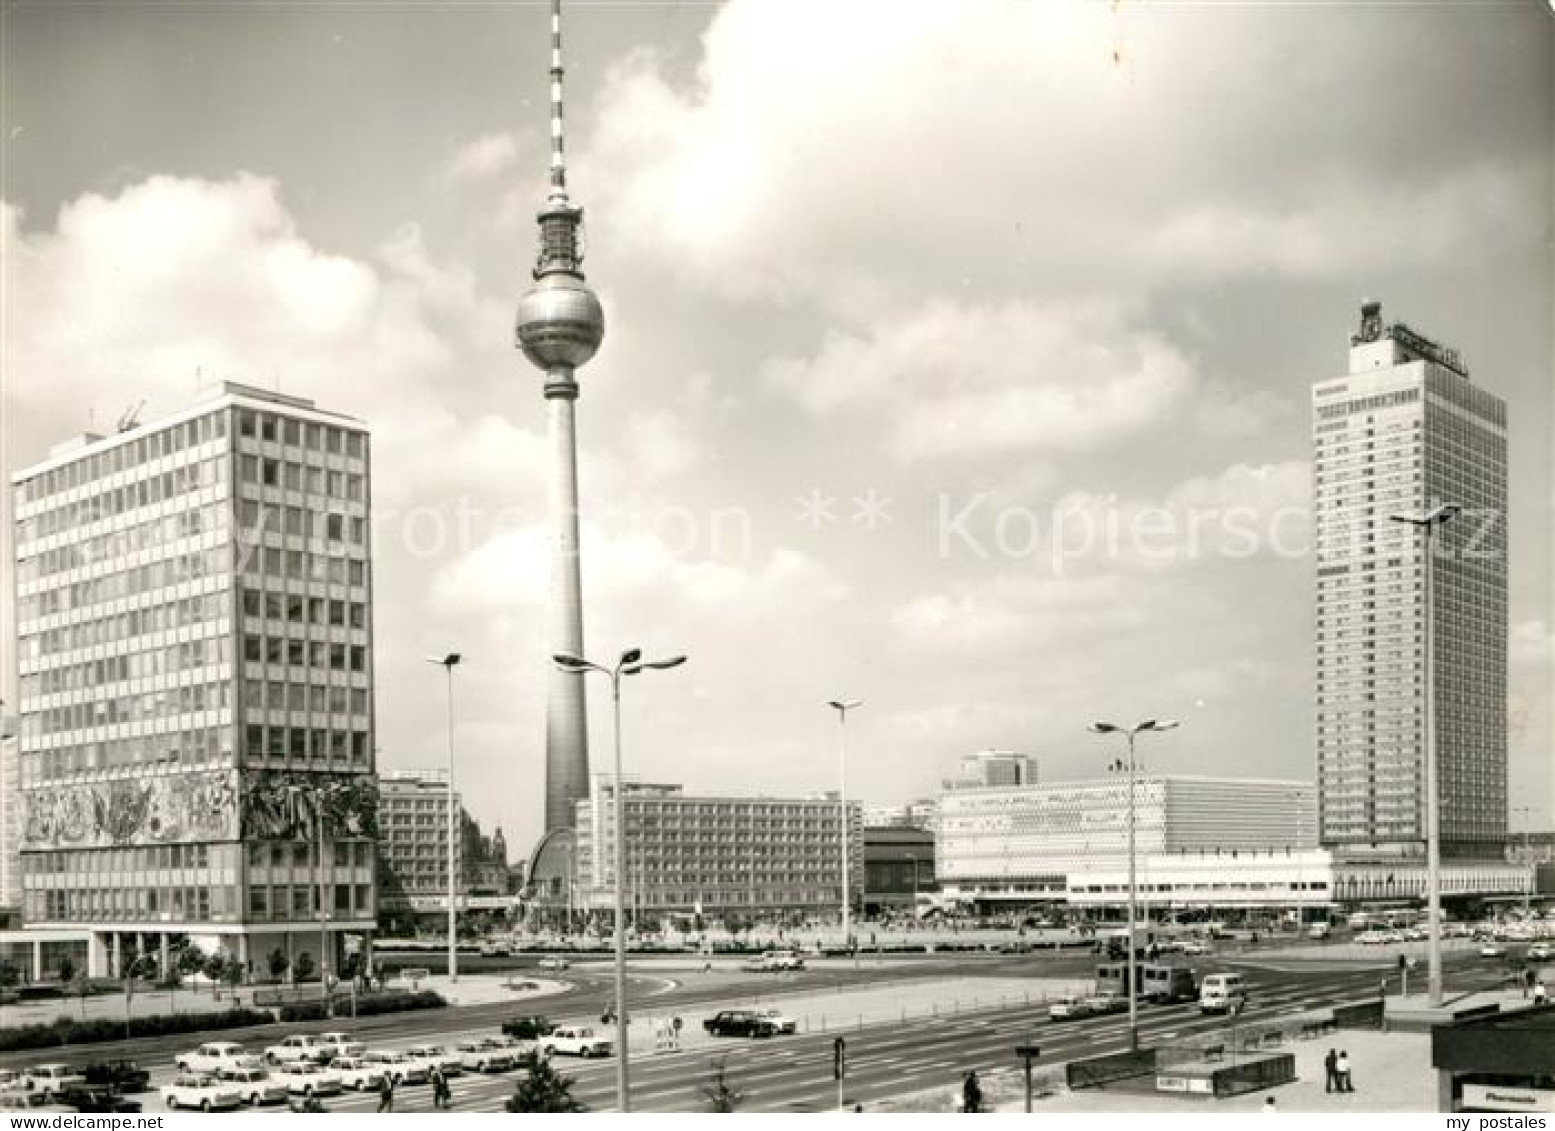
[1314,303,1507,860]
[575,778,861,924]
[862,798,938,833]
[376,770,462,926]
[944,750,1036,790]
[863,826,935,915]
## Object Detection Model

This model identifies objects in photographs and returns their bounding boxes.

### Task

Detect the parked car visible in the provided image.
[457,1039,519,1073]
[22,1065,87,1098]
[1047,996,1094,1021]
[1527,942,1554,962]
[1082,994,1128,1016]
[265,1034,332,1066]
[754,1008,799,1035]
[703,1010,778,1038]
[538,956,570,971]
[1179,941,1211,956]
[359,1050,429,1087]
[316,1033,366,1061]
[1306,924,1332,940]
[214,1065,288,1107]
[323,1057,384,1092]
[83,1061,151,1093]
[267,1063,344,1098]
[1481,942,1507,958]
[540,1026,614,1057]
[176,1042,252,1075]
[161,1073,245,1112]
[502,1015,556,1040]
[404,1045,464,1077]
[54,1084,142,1114]
[0,1091,73,1114]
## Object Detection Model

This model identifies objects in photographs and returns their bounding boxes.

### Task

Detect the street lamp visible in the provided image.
[1089,718,1180,1051]
[827,700,862,950]
[1512,807,1537,913]
[425,653,463,985]
[1390,502,1459,1007]
[905,852,920,917]
[285,781,349,1016]
[554,647,686,1114]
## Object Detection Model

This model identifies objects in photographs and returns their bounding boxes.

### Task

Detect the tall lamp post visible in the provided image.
[1088,718,1180,1051]
[286,781,348,1016]
[827,700,862,950]
[554,647,686,1114]
[426,653,463,984]
[1511,807,1536,913]
[905,852,920,917]
[1390,502,1459,1007]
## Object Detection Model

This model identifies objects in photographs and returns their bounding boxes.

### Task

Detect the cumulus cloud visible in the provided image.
[447,132,521,183]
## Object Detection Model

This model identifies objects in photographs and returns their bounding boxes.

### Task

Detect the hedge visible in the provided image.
[0,1007,275,1053]
[278,990,446,1023]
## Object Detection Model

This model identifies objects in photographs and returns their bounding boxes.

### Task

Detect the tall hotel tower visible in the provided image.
[1313,302,1507,862]
[515,0,604,849]
[10,384,378,975]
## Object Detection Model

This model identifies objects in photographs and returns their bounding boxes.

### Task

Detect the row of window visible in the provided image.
[248,883,372,921]
[238,455,364,501]
[18,593,227,664]
[22,637,231,701]
[242,681,368,715]
[23,727,234,783]
[243,725,371,763]
[247,841,373,869]
[25,843,228,875]
[30,680,233,736]
[17,475,227,574]
[16,410,230,509]
[239,543,367,586]
[19,549,226,624]
[29,886,218,923]
[237,408,366,458]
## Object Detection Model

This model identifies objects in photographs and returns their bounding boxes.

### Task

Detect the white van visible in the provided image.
[1198,973,1249,1014]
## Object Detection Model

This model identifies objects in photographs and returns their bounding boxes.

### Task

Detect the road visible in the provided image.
[5,949,1517,1113]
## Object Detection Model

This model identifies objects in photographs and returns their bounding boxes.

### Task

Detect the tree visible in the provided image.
[504,1051,579,1112]
[293,951,316,983]
[178,945,208,975]
[203,953,227,997]
[57,954,75,984]
[700,1057,744,1113]
[0,959,22,988]
[267,948,290,982]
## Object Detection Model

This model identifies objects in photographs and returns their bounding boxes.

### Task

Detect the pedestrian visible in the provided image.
[376,1073,394,1113]
[1336,1050,1354,1093]
[962,1070,983,1114]
[434,1066,452,1110]
[1323,1048,1338,1093]
[1535,979,1548,1006]
[1263,1096,1277,1113]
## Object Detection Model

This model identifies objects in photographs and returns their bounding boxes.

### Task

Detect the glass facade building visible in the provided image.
[1313,304,1508,860]
[10,383,376,975]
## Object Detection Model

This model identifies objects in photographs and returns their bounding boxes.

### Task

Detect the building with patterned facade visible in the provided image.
[574,778,862,923]
[9,384,377,976]
[1313,303,1508,860]
[944,750,1036,790]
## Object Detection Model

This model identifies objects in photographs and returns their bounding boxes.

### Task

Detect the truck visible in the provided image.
[1095,961,1198,1004]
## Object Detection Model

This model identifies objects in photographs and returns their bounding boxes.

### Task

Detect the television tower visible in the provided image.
[515,0,604,835]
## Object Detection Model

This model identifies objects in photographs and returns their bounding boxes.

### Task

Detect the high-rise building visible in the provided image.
[375,769,462,926]
[514,0,605,848]
[944,750,1037,790]
[10,384,377,975]
[0,714,19,912]
[1313,303,1507,860]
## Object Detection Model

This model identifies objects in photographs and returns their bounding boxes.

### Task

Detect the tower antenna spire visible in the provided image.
[548,0,569,205]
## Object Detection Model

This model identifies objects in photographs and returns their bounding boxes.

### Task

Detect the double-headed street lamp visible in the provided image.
[554,647,686,1114]
[426,653,463,984]
[1088,718,1180,1051]
[827,700,862,949]
[1389,502,1459,1007]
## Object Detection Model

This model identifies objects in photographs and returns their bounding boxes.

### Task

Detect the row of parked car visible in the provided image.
[0,1061,151,1114]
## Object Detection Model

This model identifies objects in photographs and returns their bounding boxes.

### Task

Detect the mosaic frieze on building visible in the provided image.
[240,771,378,840]
[21,770,240,849]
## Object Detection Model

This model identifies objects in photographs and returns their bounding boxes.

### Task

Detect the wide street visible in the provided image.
[3,945,1524,1112]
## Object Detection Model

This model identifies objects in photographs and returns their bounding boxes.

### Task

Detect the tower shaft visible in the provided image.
[544,378,589,833]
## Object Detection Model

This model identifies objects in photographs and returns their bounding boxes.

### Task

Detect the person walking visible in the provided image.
[1323,1048,1339,1093]
[1336,1050,1354,1093]
[1535,979,1548,1006]
[432,1066,452,1111]
[962,1070,983,1114]
[1263,1096,1278,1113]
[376,1073,395,1113]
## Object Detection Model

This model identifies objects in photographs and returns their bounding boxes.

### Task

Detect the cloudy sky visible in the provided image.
[3,1,1551,859]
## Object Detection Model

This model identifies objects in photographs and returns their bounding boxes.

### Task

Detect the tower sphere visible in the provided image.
[516,272,605,371]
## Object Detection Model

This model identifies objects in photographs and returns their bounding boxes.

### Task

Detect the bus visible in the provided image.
[1095,961,1198,1004]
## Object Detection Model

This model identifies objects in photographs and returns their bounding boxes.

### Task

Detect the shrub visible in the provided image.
[267,948,290,981]
[0,1007,274,1053]
[354,990,446,1018]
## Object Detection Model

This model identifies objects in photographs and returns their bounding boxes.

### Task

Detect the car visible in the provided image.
[754,1008,799,1035]
[541,1026,614,1057]
[1307,924,1332,940]
[1179,941,1211,956]
[0,1091,74,1114]
[1527,942,1554,962]
[1199,973,1250,1015]
[405,1045,464,1077]
[267,1063,344,1098]
[538,956,570,971]
[326,1057,386,1091]
[359,1050,429,1087]
[1356,930,1390,946]
[457,1039,519,1073]
[175,1042,252,1075]
[481,939,514,958]
[56,1084,144,1113]
[83,1061,151,1093]
[213,1065,288,1107]
[265,1034,332,1066]
[502,1015,556,1040]
[1047,996,1094,1021]
[316,1032,367,1061]
[21,1065,87,1098]
[739,957,771,973]
[161,1073,245,1112]
[1481,942,1507,958]
[1082,994,1128,1016]
[703,1010,778,1038]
